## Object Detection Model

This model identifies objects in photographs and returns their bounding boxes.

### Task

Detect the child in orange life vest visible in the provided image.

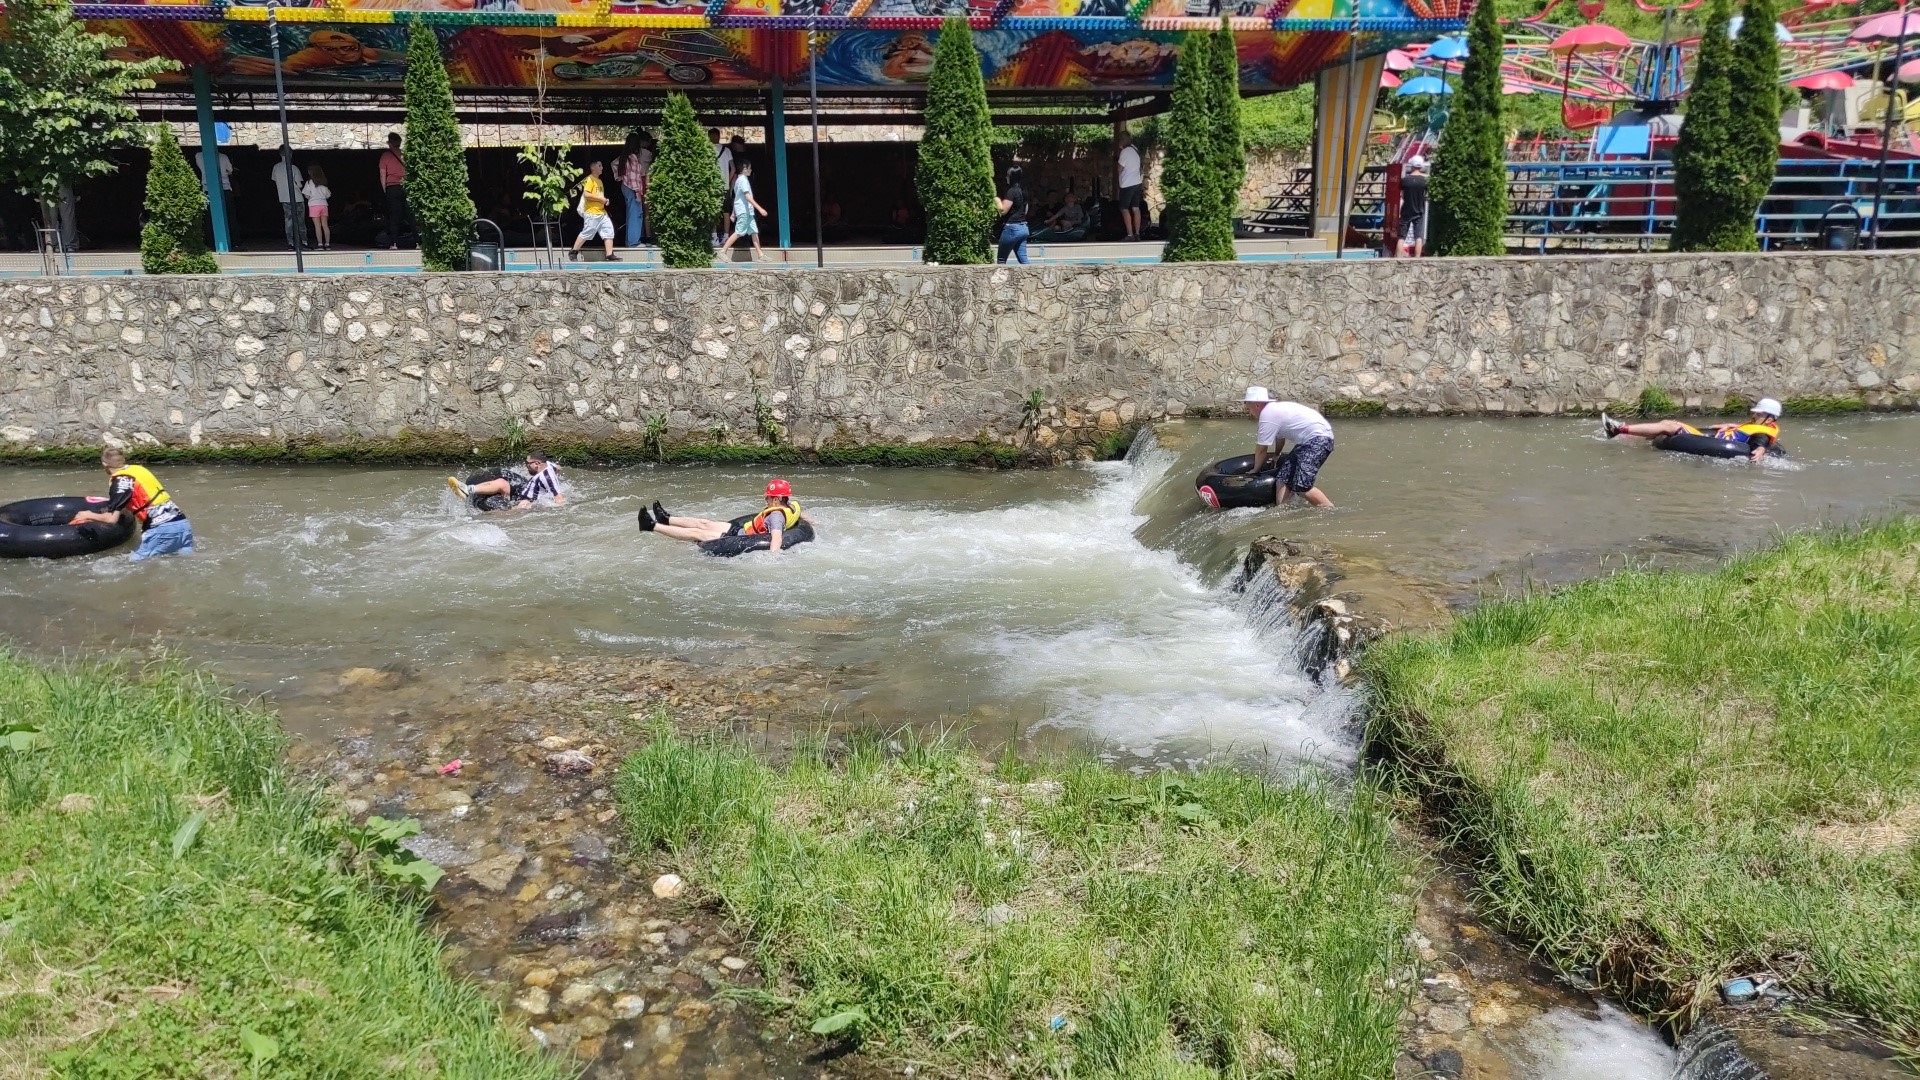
[638,479,811,554]
[1602,398,1784,461]
[68,448,195,561]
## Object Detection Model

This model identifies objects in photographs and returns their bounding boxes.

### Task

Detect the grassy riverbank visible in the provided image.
[1364,519,1920,1049]
[0,652,561,1078]
[617,729,1415,1079]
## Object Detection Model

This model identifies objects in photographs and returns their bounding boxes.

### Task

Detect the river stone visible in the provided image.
[1427,1005,1471,1034]
[424,789,472,810]
[610,994,647,1019]
[525,967,559,987]
[669,971,710,995]
[559,981,601,1008]
[466,852,524,893]
[570,833,611,864]
[651,873,685,899]
[719,956,749,972]
[514,986,551,1016]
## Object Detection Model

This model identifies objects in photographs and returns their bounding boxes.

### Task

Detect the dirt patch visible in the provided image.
[1809,800,1920,857]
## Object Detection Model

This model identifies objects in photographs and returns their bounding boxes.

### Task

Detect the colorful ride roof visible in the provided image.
[66,0,1467,93]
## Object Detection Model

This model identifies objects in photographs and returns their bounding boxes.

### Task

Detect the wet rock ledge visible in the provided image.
[1240,536,1448,683]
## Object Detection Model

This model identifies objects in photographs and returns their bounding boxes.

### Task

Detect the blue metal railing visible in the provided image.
[1504,157,1920,252]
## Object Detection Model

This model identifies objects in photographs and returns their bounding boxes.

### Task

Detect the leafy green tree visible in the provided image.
[1162,30,1234,261]
[402,22,474,271]
[648,92,723,268]
[1211,19,1246,221]
[1726,0,1782,239]
[1670,0,1745,250]
[1428,0,1508,255]
[139,126,219,275]
[0,0,174,233]
[915,18,997,264]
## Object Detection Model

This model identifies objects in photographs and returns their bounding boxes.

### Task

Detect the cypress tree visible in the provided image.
[649,92,723,268]
[1671,0,1741,250]
[915,17,997,264]
[1427,0,1508,255]
[139,126,218,275]
[402,21,474,271]
[1211,18,1245,228]
[1725,0,1781,245]
[1162,30,1233,261]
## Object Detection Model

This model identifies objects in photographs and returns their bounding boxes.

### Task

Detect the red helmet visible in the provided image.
[765,478,792,499]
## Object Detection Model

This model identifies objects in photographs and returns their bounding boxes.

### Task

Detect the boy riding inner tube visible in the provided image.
[0,496,135,559]
[637,479,817,557]
[1196,456,1276,509]
[699,513,817,557]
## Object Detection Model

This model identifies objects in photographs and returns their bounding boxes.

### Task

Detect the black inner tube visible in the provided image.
[0,496,136,559]
[697,513,816,557]
[1652,432,1781,460]
[1195,455,1277,509]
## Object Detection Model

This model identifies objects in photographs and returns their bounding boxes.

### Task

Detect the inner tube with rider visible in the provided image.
[1651,432,1779,459]
[1195,455,1275,509]
[0,496,136,559]
[699,513,816,558]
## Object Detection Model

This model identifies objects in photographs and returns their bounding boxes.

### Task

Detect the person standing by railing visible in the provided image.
[614,130,653,249]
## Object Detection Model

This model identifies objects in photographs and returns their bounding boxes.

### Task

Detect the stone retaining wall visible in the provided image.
[1,252,1913,457]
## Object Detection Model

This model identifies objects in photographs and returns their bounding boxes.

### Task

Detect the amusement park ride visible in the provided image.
[1361,0,1920,249]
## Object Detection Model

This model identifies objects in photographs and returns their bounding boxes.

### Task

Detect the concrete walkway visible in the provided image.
[3,237,1361,277]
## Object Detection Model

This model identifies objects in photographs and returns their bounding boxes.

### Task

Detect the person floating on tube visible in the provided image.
[1243,387,1335,508]
[1602,398,1783,461]
[638,479,814,555]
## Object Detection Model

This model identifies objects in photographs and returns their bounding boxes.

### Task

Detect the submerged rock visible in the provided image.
[466,852,524,893]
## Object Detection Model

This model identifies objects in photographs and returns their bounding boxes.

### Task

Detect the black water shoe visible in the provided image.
[1601,412,1626,438]
[637,507,655,532]
[652,501,671,524]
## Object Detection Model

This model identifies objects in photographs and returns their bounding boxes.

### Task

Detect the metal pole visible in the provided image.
[191,65,230,254]
[1869,3,1910,249]
[809,21,825,269]
[771,77,793,251]
[268,1,304,273]
[1331,1,1362,258]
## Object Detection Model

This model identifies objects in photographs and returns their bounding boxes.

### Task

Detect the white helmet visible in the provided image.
[1753,397,1782,418]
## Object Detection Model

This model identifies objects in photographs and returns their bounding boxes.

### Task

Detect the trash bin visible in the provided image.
[466,241,503,271]
[466,218,506,271]
[1818,203,1861,251]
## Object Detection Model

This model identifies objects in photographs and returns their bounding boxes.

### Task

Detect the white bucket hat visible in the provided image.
[1753,397,1782,417]
[1244,386,1274,402]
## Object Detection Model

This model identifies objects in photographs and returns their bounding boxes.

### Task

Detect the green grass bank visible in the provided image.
[1363,519,1920,1050]
[616,729,1415,1079]
[0,653,562,1079]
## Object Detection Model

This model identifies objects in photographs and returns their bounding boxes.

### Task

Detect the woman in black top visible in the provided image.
[996,166,1030,265]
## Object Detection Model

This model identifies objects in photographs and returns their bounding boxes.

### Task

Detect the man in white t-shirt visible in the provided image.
[269,146,307,249]
[196,148,236,240]
[1244,386,1335,507]
[1115,129,1144,241]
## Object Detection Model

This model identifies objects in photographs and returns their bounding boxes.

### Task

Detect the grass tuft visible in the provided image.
[1634,385,1679,417]
[1363,519,1920,1050]
[0,652,561,1079]
[616,727,1414,1078]
[1780,394,1868,415]
[1319,398,1387,419]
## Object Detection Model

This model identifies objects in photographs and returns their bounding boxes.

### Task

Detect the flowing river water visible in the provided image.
[4,413,1919,1077]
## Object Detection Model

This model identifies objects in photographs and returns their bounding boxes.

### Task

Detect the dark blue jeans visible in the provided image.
[997,222,1030,264]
